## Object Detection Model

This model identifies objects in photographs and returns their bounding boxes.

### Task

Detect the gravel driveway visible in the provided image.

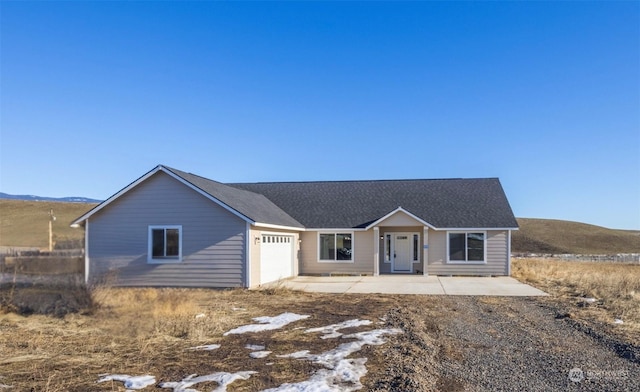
[370,296,639,391]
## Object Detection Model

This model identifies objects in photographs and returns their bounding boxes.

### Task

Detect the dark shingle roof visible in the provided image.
[163,166,304,228]
[229,178,518,229]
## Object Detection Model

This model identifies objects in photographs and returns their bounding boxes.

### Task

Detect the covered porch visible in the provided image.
[371,207,431,276]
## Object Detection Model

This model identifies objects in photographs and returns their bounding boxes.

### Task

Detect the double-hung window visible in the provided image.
[148,225,182,263]
[448,232,485,263]
[319,233,353,262]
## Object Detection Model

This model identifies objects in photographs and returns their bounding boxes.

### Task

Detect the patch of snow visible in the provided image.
[188,344,221,351]
[97,374,156,390]
[232,307,246,311]
[245,344,266,350]
[159,371,256,392]
[195,313,206,319]
[277,350,310,359]
[0,384,12,389]
[224,313,310,336]
[270,328,402,391]
[305,319,372,339]
[250,351,272,359]
[614,319,624,324]
[582,297,597,303]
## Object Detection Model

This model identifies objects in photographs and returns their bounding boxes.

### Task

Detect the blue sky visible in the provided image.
[1,1,639,230]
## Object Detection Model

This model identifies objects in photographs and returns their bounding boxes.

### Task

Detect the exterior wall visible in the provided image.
[87,172,247,288]
[427,230,509,276]
[299,230,374,275]
[378,226,425,274]
[249,227,301,287]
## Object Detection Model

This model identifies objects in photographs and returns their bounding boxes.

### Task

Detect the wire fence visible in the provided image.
[513,253,640,264]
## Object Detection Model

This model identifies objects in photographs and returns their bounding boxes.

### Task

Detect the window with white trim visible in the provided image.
[448,232,485,263]
[148,225,182,263]
[319,233,353,262]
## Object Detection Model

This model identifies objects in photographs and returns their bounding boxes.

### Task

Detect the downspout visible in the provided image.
[423,226,429,276]
[245,222,251,288]
[373,227,380,276]
[84,220,90,284]
[507,230,512,276]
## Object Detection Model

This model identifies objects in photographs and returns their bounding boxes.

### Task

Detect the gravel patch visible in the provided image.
[375,296,639,391]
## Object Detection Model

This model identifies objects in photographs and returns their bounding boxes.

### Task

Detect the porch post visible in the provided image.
[373,227,380,276]
[423,226,429,276]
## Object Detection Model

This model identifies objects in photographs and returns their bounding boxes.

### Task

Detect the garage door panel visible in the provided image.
[260,235,294,284]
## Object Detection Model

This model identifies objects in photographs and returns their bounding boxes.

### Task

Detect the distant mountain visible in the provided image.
[0,192,102,204]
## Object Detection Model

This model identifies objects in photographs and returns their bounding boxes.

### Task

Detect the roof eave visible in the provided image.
[253,222,306,231]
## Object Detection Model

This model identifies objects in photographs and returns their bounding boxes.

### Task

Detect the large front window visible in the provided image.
[448,232,485,263]
[319,233,353,262]
[149,225,182,263]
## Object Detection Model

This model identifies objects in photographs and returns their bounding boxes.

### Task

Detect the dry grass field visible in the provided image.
[512,258,640,336]
[0,200,96,249]
[1,272,639,391]
[512,218,640,254]
[0,286,409,391]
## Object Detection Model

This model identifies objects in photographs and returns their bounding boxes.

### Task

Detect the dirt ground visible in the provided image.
[0,286,638,391]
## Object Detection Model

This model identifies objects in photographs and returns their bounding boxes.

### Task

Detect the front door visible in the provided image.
[392,234,413,272]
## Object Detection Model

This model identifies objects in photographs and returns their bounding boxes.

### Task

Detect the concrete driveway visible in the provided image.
[273,275,547,296]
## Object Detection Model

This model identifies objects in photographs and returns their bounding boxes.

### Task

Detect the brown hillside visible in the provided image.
[512,218,640,254]
[0,199,96,249]
[2,200,639,254]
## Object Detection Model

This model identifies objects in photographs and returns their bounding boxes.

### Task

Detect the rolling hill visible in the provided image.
[512,218,640,254]
[0,199,97,249]
[1,199,638,254]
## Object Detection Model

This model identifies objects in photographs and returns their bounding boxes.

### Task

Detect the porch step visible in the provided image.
[327,272,368,277]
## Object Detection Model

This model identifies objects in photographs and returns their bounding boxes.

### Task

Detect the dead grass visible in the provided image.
[0,285,403,391]
[513,218,640,254]
[0,199,96,249]
[512,258,640,335]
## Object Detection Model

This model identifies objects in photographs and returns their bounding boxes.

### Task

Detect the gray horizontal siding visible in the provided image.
[427,230,509,276]
[299,231,374,275]
[88,172,246,288]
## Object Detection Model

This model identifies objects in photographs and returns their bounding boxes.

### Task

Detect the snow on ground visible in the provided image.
[97,374,156,390]
[269,327,402,391]
[159,371,256,392]
[250,351,272,359]
[187,344,221,351]
[305,319,372,339]
[94,315,401,391]
[223,313,310,336]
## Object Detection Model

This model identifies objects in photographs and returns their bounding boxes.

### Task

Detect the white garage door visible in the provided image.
[260,235,294,285]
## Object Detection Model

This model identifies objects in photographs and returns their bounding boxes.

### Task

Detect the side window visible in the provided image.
[149,226,182,263]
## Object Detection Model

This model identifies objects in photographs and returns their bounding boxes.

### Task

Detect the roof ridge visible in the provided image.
[228,177,499,185]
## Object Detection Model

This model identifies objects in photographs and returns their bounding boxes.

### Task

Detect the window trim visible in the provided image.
[148,225,183,264]
[446,231,487,265]
[317,231,354,263]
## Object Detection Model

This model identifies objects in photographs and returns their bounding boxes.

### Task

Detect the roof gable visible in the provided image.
[72,165,304,229]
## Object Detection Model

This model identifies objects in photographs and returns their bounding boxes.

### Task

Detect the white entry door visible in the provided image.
[260,235,294,285]
[392,234,413,272]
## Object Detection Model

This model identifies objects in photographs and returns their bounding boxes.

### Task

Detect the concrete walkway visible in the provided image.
[273,275,548,296]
